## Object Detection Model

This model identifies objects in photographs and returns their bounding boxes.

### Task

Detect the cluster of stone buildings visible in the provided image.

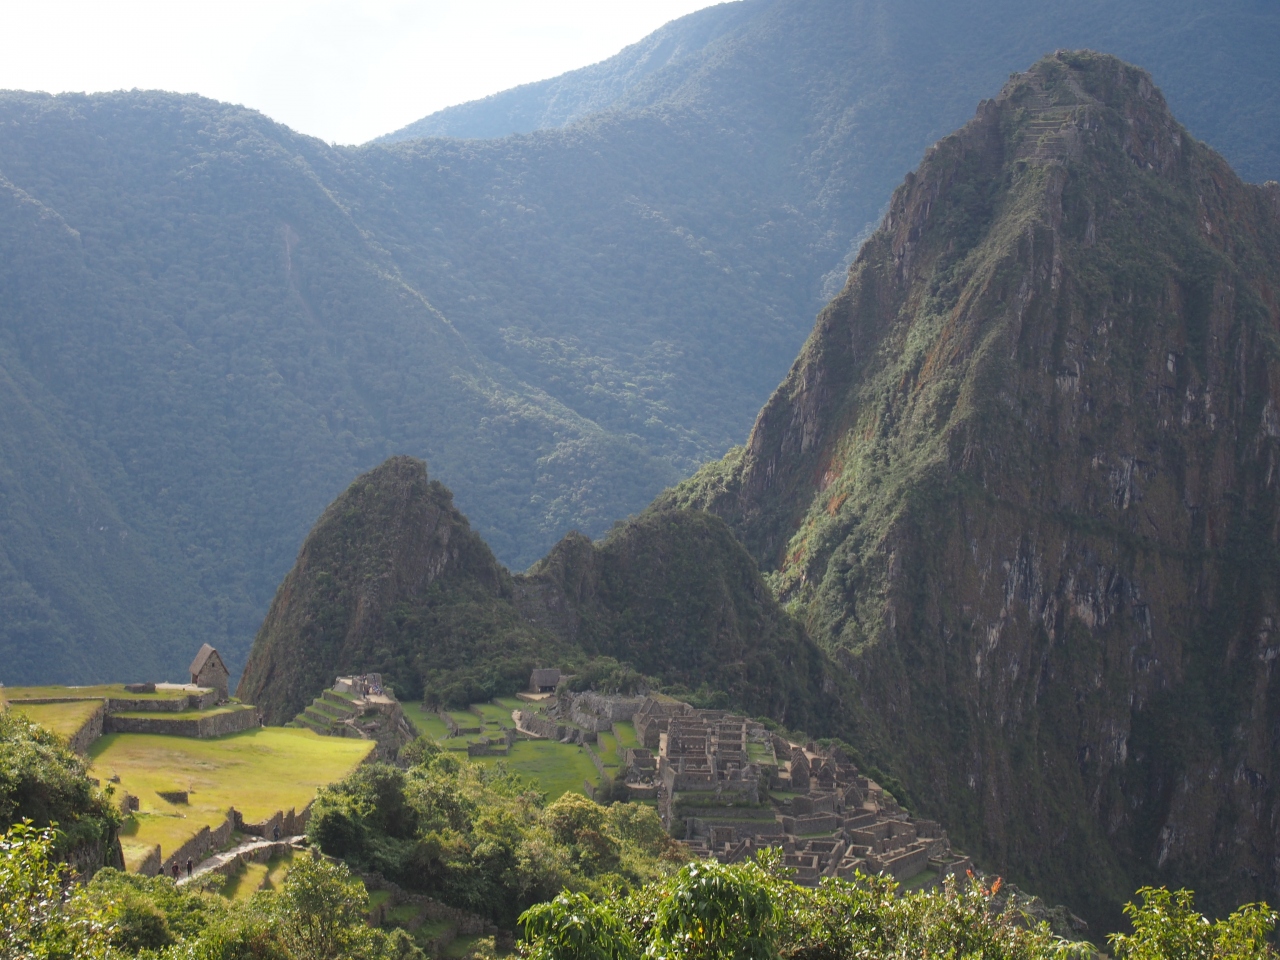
[520,680,971,888]
[637,697,971,885]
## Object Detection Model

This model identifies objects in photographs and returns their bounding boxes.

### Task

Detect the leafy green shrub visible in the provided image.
[1108,888,1277,960]
[0,712,120,856]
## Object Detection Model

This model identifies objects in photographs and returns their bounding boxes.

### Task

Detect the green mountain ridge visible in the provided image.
[2,0,1279,687]
[665,52,1280,927]
[2,0,1280,691]
[239,456,840,733]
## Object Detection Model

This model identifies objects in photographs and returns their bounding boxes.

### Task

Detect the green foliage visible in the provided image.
[1108,888,1277,960]
[648,860,779,960]
[521,892,639,960]
[308,757,683,926]
[0,821,114,960]
[523,854,1109,960]
[0,712,120,855]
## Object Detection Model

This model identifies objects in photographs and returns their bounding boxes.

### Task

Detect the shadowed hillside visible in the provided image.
[2,0,1278,686]
[664,52,1280,926]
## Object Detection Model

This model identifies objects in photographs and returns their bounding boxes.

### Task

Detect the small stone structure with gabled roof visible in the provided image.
[189,644,230,701]
[529,668,561,694]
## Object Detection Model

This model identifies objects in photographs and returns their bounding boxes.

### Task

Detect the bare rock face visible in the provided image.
[663,51,1280,926]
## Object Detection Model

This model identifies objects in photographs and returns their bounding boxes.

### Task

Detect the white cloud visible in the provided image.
[0,0,721,144]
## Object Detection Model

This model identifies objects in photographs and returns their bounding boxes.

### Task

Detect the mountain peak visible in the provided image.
[665,51,1280,926]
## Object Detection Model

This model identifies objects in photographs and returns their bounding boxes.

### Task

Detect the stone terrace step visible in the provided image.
[320,691,359,713]
[296,715,330,734]
[303,706,336,728]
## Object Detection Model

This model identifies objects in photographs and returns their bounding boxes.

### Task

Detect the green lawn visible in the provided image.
[8,700,102,740]
[494,696,526,713]
[471,702,516,727]
[468,739,599,800]
[446,710,480,729]
[389,903,421,925]
[900,868,940,891]
[92,727,373,868]
[443,934,498,959]
[613,722,639,751]
[3,684,190,702]
[400,702,451,740]
[595,732,621,767]
[416,919,455,941]
[222,860,269,900]
[746,741,775,764]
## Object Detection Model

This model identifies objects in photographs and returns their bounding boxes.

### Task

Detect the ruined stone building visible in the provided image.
[189,644,229,700]
[623,696,971,887]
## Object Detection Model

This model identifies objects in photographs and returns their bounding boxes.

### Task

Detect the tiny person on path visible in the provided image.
[171,861,180,881]
[186,857,193,878]
[273,824,280,842]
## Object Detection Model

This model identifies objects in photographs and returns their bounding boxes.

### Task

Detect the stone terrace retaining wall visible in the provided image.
[236,803,311,838]
[105,707,259,739]
[67,702,106,755]
[515,709,594,744]
[146,810,236,877]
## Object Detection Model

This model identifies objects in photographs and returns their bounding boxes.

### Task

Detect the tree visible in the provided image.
[1109,888,1277,960]
[521,891,639,960]
[0,821,114,960]
[648,860,778,960]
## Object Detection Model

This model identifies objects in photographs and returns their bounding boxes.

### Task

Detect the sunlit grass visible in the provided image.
[613,722,639,751]
[467,738,599,800]
[92,727,373,865]
[4,684,189,701]
[8,700,102,740]
[400,702,451,740]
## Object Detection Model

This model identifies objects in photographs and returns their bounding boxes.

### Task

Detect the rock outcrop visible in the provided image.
[663,52,1280,926]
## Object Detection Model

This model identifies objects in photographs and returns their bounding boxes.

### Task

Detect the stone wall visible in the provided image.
[105,706,259,739]
[236,802,311,838]
[66,702,106,755]
[514,709,595,744]
[147,810,236,877]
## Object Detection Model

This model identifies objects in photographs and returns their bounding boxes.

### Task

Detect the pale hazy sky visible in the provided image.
[0,1,720,145]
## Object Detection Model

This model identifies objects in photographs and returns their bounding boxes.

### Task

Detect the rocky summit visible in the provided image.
[663,51,1280,925]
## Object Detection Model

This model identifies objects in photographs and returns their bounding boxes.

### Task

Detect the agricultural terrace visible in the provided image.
[3,683,192,701]
[404,697,643,800]
[90,727,373,870]
[8,699,102,740]
[465,739,601,800]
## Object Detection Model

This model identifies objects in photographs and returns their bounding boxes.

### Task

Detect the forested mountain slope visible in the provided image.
[384,0,1280,189]
[1,0,1278,686]
[664,52,1280,928]
[238,456,837,730]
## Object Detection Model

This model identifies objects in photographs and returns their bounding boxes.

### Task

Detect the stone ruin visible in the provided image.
[523,685,972,889]
[290,674,414,760]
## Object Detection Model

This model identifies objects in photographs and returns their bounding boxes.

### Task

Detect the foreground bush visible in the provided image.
[1,821,423,960]
[520,855,1279,960]
[307,755,686,925]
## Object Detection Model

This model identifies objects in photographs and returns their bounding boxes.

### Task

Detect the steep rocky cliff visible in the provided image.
[663,52,1280,925]
[240,457,839,731]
